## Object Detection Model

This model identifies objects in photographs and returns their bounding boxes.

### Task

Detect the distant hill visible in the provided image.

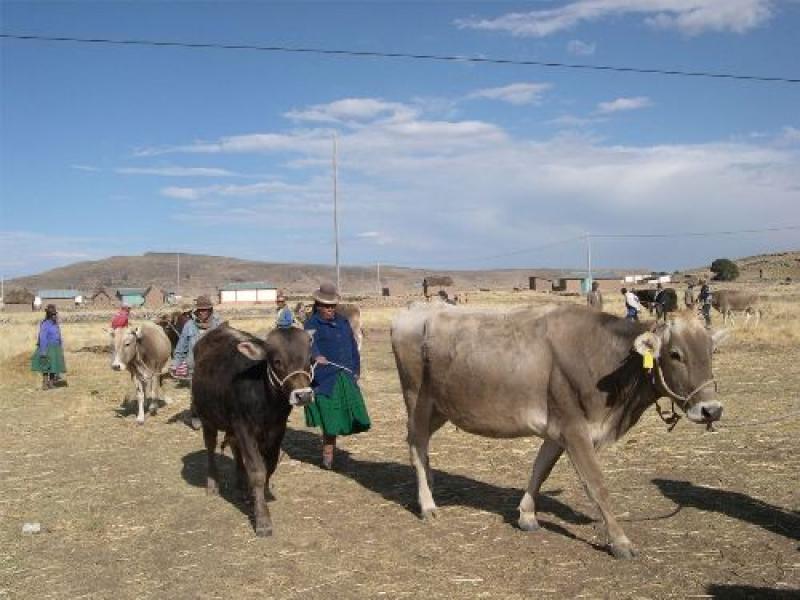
[4,252,636,298]
[681,250,800,283]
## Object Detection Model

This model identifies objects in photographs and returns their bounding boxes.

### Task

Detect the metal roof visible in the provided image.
[219,281,276,291]
[116,287,150,296]
[37,289,83,299]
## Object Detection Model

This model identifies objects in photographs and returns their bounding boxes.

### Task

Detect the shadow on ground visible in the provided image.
[706,583,799,599]
[283,427,594,540]
[653,478,800,541]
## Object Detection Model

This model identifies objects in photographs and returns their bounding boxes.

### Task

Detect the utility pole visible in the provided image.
[585,232,593,285]
[176,252,181,299]
[376,262,381,296]
[332,133,341,291]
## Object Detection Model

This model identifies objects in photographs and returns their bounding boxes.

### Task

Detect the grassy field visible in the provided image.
[1,289,799,599]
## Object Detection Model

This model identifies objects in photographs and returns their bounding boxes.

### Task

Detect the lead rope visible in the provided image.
[650,361,717,432]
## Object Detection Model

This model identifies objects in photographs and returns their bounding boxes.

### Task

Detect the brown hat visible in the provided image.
[194,295,214,310]
[312,282,340,305]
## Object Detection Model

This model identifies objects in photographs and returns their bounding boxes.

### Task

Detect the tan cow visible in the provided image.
[391,304,728,559]
[712,290,762,326]
[111,322,172,425]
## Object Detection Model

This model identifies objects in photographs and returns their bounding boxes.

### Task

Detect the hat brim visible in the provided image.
[312,294,339,305]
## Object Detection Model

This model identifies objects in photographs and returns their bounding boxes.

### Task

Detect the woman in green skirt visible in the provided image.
[31,304,67,390]
[304,283,370,469]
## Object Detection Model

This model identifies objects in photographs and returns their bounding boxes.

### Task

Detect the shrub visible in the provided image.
[710,258,740,281]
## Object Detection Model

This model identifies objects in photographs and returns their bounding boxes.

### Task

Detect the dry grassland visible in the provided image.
[1,290,798,599]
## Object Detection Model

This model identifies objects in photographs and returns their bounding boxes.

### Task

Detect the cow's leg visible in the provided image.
[235,425,271,536]
[755,308,761,327]
[227,436,247,498]
[518,439,564,531]
[408,399,446,520]
[563,427,636,559]
[134,377,146,425]
[147,376,158,416]
[202,424,219,496]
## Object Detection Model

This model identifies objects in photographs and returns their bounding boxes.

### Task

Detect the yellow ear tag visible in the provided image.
[643,351,654,370]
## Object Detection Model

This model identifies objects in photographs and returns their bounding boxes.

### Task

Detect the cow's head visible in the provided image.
[237,328,315,407]
[110,326,142,371]
[633,311,729,425]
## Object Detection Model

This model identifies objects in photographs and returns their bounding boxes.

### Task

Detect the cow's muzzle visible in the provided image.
[111,361,123,371]
[687,400,723,424]
[289,388,314,407]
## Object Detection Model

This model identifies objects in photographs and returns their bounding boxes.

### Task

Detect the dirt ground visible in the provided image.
[1,292,799,599]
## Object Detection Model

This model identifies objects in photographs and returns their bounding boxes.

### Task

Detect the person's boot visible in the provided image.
[321,435,336,470]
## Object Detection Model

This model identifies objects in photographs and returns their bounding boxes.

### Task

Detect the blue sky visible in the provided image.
[2,0,799,278]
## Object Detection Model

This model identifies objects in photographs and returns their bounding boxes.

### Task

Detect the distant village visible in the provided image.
[0,271,680,312]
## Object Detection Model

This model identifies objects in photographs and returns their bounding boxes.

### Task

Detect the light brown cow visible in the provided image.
[712,290,762,326]
[391,304,728,559]
[111,322,173,424]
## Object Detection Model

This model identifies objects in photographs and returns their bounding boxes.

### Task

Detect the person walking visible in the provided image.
[111,303,131,329]
[587,281,603,311]
[171,295,222,429]
[684,283,696,309]
[622,287,644,321]
[274,291,295,328]
[698,279,713,328]
[31,304,67,390]
[303,283,371,470]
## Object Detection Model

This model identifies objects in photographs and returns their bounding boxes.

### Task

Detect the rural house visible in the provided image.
[90,288,114,308]
[219,282,277,304]
[38,289,84,309]
[115,286,164,308]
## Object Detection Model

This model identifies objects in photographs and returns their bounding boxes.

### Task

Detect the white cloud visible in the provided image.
[71,164,101,172]
[116,166,238,177]
[455,1,773,37]
[121,95,800,271]
[467,82,552,106]
[779,126,800,145]
[596,96,653,113]
[285,98,418,125]
[567,39,596,55]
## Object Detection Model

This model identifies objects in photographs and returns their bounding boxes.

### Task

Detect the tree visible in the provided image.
[710,258,740,281]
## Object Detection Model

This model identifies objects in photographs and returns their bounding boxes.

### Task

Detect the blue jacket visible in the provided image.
[173,314,222,372]
[38,319,62,356]
[305,312,360,397]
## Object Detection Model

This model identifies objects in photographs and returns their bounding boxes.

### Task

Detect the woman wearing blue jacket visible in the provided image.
[31,304,67,390]
[304,283,370,469]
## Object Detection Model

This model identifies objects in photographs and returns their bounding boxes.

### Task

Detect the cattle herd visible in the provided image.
[105,294,741,559]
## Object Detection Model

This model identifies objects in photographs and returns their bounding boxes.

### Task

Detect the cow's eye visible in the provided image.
[669,349,683,362]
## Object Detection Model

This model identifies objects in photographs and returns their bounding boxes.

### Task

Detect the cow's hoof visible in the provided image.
[609,542,638,560]
[255,525,273,537]
[206,482,219,496]
[518,512,541,532]
[136,418,145,426]
[421,508,439,521]
[148,405,158,416]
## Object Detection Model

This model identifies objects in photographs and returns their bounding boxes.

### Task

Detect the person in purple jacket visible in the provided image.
[30,304,67,390]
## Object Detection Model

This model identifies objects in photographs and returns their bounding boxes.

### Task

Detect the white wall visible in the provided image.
[220,288,277,303]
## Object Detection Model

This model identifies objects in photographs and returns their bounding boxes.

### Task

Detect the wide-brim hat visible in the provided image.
[194,295,214,310]
[312,282,340,305]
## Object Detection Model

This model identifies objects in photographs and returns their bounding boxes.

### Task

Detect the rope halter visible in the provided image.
[267,362,316,407]
[652,360,718,431]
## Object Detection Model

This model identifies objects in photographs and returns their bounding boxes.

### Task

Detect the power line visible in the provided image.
[592,224,800,239]
[2,33,799,85]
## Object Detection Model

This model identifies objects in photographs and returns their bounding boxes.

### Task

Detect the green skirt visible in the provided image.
[305,372,371,436]
[30,345,67,375]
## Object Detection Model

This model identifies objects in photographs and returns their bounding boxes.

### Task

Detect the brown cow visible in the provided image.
[391,304,728,559]
[110,322,172,425]
[191,324,314,537]
[712,290,762,326]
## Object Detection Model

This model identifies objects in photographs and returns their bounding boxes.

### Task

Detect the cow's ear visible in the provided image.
[633,331,662,358]
[711,328,731,352]
[306,329,316,344]
[134,326,144,340]
[237,341,266,361]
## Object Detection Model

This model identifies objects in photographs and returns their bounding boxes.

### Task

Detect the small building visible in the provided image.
[115,286,164,308]
[90,288,114,308]
[38,289,84,309]
[219,282,277,304]
[552,278,584,293]
[2,288,36,312]
[528,277,552,291]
